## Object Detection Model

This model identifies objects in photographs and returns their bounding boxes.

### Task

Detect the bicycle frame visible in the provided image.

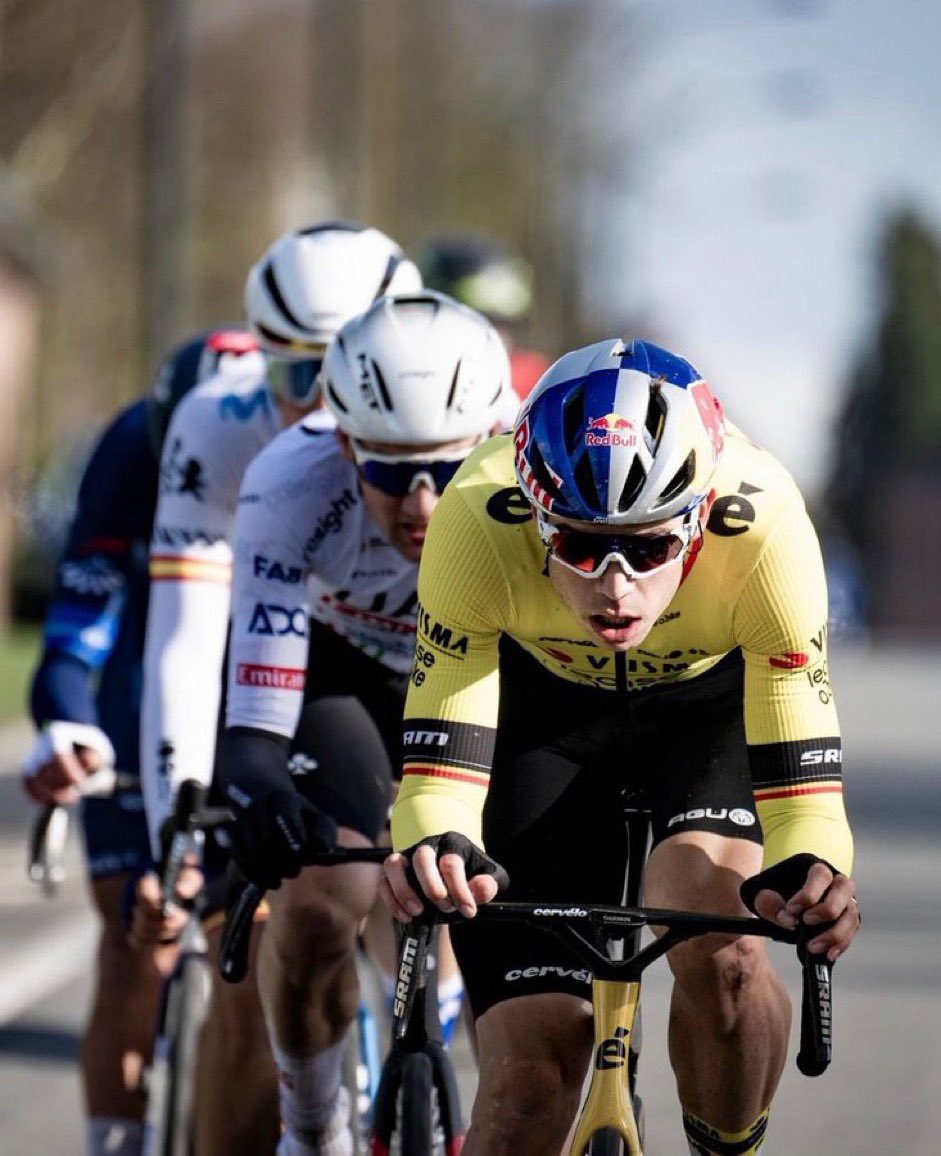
[575,976,643,1153]
[144,779,232,1156]
[393,901,833,1156]
[222,851,467,1155]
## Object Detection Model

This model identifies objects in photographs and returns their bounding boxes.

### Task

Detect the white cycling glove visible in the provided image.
[22,721,116,794]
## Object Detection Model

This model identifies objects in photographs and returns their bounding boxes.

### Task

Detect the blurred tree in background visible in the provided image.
[1,0,632,462]
[826,208,941,638]
[0,0,635,621]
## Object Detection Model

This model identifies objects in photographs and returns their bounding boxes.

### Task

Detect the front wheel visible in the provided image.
[587,1126,628,1156]
[395,1052,436,1156]
[143,951,212,1156]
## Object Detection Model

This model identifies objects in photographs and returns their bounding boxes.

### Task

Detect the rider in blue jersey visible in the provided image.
[22,328,263,1156]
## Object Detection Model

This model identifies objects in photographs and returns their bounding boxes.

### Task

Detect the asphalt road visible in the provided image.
[1,645,938,1154]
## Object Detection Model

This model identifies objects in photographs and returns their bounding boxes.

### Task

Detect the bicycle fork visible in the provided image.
[570,978,644,1155]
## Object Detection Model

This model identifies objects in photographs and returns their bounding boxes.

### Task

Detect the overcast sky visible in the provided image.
[591,0,941,498]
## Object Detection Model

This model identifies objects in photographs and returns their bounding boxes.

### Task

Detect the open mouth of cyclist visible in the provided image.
[587,612,642,644]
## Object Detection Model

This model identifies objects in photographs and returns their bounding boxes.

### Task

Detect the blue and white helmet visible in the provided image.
[514,339,725,525]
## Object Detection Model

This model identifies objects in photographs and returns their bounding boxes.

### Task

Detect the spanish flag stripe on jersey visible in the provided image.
[150,555,232,583]
[402,764,491,788]
[753,781,843,802]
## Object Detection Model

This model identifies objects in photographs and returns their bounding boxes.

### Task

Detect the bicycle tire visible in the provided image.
[587,1126,628,1156]
[344,998,383,1156]
[143,951,212,1156]
[395,1052,436,1156]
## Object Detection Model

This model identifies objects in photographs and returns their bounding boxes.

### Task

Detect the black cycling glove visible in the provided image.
[740,852,842,916]
[226,785,337,891]
[222,727,336,891]
[403,831,510,897]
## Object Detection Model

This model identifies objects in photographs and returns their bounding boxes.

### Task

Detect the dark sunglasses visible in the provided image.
[537,514,694,578]
[353,453,466,498]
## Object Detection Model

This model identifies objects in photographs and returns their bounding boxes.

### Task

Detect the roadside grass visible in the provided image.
[0,622,40,724]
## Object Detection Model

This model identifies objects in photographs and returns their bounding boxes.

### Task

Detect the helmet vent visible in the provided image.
[617,457,648,513]
[657,451,695,506]
[371,360,393,410]
[529,441,564,503]
[574,450,602,511]
[324,382,348,414]
[375,254,401,298]
[300,220,362,235]
[562,388,587,454]
[263,262,306,332]
[644,386,667,450]
[446,361,461,410]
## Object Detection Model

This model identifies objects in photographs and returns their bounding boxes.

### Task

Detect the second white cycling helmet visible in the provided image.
[320,290,511,445]
[244,221,422,405]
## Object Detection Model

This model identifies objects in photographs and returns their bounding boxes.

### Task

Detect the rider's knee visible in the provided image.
[270,887,361,965]
[480,1054,581,1139]
[668,932,769,1006]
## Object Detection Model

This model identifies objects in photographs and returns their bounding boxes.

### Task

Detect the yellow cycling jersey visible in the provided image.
[391,428,853,874]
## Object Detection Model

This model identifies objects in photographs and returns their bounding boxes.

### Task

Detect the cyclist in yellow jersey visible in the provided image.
[382,338,861,1156]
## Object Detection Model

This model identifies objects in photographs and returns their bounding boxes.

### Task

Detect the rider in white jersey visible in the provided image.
[141,222,421,851]
[226,417,419,737]
[21,328,262,1156]
[134,222,422,1156]
[221,291,511,1156]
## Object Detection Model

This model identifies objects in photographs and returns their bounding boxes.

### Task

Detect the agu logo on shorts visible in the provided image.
[667,806,756,829]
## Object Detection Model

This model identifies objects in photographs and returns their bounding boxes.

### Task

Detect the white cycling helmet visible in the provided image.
[244,221,422,406]
[320,290,511,445]
[515,338,725,525]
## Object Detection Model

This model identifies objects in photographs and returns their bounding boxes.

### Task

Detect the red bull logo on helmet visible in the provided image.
[585,413,637,448]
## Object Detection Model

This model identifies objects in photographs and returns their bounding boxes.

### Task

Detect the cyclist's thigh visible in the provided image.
[643,830,763,912]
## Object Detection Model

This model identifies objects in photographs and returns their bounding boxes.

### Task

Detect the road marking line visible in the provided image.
[0,912,97,1025]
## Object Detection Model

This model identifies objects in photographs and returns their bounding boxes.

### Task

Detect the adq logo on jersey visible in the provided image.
[585,413,637,448]
[248,602,308,637]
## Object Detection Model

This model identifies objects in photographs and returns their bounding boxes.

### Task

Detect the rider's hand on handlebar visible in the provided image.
[741,853,861,964]
[380,832,509,923]
[22,722,115,806]
[225,785,337,891]
[128,865,204,949]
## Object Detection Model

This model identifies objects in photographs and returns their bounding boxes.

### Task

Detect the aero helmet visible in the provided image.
[320,290,510,445]
[416,234,533,327]
[148,327,263,458]
[244,221,422,407]
[514,339,725,525]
